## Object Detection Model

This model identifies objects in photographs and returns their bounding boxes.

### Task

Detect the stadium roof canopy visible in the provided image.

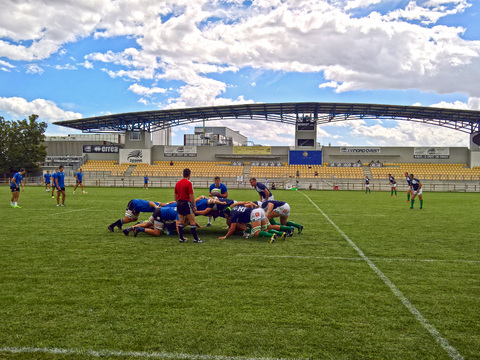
[54,102,480,134]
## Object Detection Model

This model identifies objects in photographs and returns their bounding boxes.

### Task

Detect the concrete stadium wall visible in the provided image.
[322,146,470,165]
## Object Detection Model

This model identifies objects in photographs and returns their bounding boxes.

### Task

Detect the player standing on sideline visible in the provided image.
[388,174,397,197]
[43,170,51,192]
[10,169,25,208]
[405,172,412,202]
[175,168,203,243]
[73,169,86,194]
[55,165,66,206]
[265,178,269,188]
[143,174,149,189]
[51,169,58,198]
[409,174,423,210]
[207,176,228,226]
[250,178,274,204]
[108,199,163,232]
[365,176,371,194]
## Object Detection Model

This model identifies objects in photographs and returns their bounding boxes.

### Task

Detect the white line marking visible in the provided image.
[300,192,464,360]
[0,346,307,360]
[238,254,480,264]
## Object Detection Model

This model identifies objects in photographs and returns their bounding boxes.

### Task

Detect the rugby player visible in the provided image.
[107,199,163,232]
[250,178,274,204]
[10,169,25,208]
[388,174,397,197]
[365,176,371,194]
[259,200,303,235]
[123,205,179,237]
[220,202,284,243]
[55,165,66,206]
[43,170,51,192]
[409,174,423,210]
[207,176,228,226]
[73,169,86,194]
[405,172,412,202]
[51,169,58,198]
[143,174,149,189]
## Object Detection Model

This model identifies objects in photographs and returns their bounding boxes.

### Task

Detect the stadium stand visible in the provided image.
[371,163,480,180]
[249,164,364,179]
[81,160,130,176]
[131,161,244,178]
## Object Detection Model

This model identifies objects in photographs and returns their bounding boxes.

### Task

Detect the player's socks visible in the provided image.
[391,190,393,196]
[267,229,283,235]
[190,225,199,241]
[258,231,273,238]
[420,200,423,209]
[14,202,17,207]
[207,217,212,225]
[279,225,292,232]
[286,221,301,230]
[410,199,415,209]
[407,193,410,201]
[269,219,279,225]
[111,219,123,229]
[137,227,145,232]
[395,190,397,196]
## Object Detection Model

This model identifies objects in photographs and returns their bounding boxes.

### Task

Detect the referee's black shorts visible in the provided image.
[177,200,194,216]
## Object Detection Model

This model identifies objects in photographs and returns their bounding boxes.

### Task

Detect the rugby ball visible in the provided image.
[211,188,221,195]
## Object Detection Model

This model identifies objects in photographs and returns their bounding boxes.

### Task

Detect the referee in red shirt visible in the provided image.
[175,168,203,243]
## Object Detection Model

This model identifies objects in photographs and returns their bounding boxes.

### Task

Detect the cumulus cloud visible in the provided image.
[26,64,44,74]
[55,63,77,70]
[128,83,167,96]
[0,96,82,122]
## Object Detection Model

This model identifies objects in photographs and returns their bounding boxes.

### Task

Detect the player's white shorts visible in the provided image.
[260,195,274,204]
[250,208,267,223]
[273,203,290,216]
[365,184,370,188]
[391,183,397,188]
[125,210,139,221]
[413,189,423,195]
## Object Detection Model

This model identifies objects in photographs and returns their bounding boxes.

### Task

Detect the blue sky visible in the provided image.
[1,0,479,147]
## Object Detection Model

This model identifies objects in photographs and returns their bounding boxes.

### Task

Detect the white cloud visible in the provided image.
[26,64,44,74]
[0,59,15,68]
[55,63,77,70]
[81,60,94,69]
[128,83,167,96]
[0,96,82,122]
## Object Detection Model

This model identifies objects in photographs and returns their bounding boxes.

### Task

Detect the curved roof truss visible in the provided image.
[53,102,480,134]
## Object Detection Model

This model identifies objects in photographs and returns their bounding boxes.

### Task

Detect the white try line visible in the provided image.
[238,254,480,264]
[0,346,307,360]
[300,192,464,360]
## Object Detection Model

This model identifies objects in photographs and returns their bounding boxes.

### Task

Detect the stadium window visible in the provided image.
[129,132,142,141]
[297,139,314,147]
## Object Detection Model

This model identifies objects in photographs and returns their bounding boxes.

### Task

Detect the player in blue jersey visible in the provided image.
[51,169,58,198]
[55,165,66,206]
[260,199,303,235]
[408,174,423,210]
[207,176,228,226]
[388,174,397,197]
[123,205,180,237]
[220,202,284,243]
[10,169,25,208]
[43,170,51,192]
[250,178,274,204]
[108,199,164,232]
[365,176,371,194]
[73,169,86,194]
[143,174,149,189]
[405,172,413,202]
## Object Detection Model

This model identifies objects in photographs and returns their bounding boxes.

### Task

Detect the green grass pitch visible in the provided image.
[1,186,479,359]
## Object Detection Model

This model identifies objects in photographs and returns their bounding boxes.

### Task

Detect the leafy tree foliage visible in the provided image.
[0,115,48,178]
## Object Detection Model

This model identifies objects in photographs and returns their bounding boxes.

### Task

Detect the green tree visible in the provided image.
[0,114,48,178]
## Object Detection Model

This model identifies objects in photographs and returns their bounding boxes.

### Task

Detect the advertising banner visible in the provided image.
[340,147,381,154]
[164,146,197,157]
[119,149,151,164]
[414,147,449,159]
[233,146,271,155]
[83,145,120,153]
[289,150,322,165]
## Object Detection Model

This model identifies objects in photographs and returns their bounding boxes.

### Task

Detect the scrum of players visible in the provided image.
[106,174,304,244]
